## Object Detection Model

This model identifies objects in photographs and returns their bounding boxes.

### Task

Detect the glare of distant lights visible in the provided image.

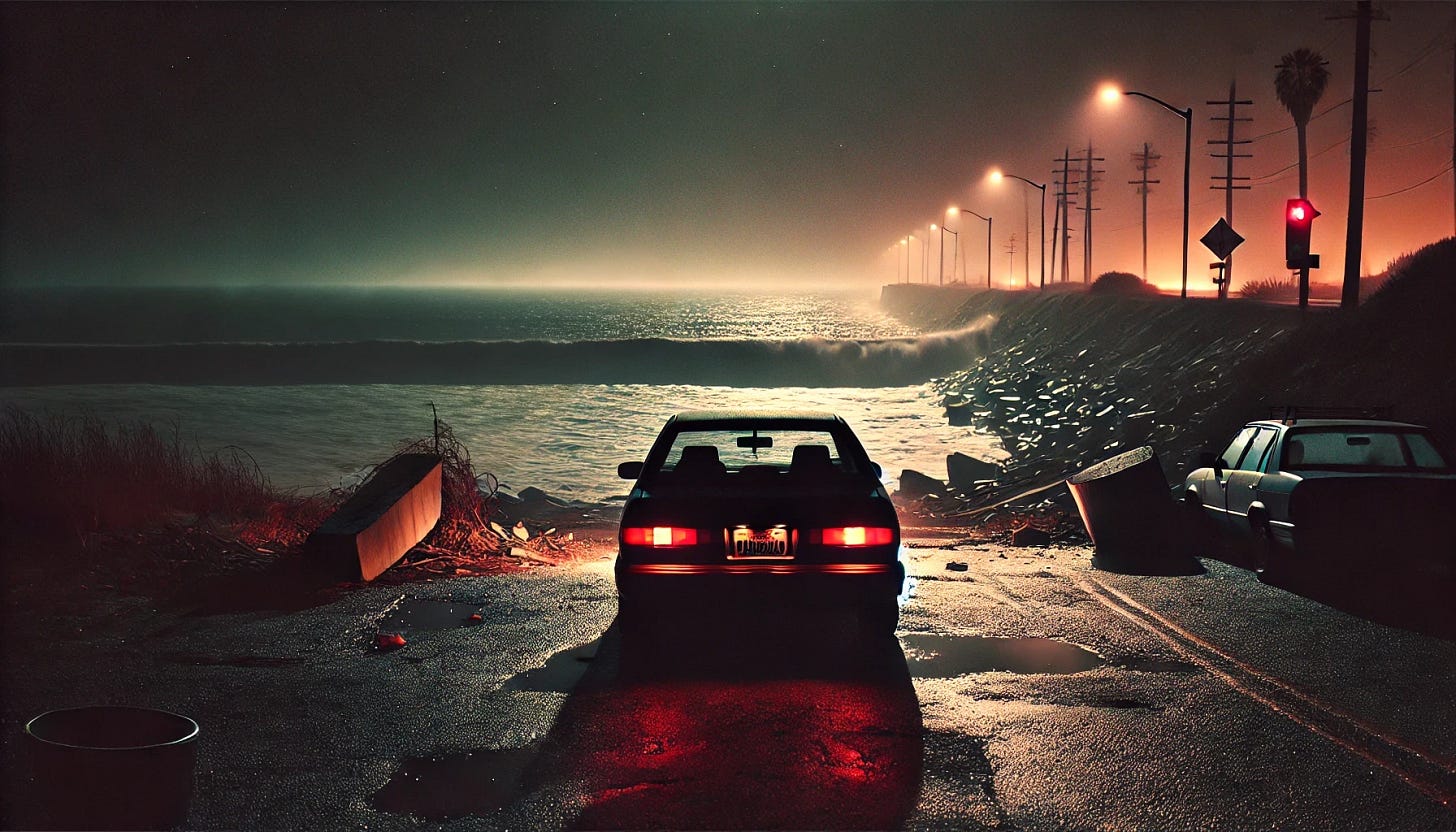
[1098,83,1122,104]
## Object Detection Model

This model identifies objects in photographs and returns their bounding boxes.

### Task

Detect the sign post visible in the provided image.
[1200,218,1245,299]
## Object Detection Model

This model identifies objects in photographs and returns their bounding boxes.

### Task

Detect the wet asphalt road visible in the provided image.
[4,537,1456,831]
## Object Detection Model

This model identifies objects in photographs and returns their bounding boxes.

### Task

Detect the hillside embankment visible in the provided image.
[881,237,1456,491]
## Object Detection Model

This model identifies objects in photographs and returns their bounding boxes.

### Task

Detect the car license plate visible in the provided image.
[729,527,792,559]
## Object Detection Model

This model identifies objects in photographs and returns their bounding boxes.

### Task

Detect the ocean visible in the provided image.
[0,286,1002,500]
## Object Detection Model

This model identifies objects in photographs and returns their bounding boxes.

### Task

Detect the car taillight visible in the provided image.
[622,526,699,547]
[812,527,895,546]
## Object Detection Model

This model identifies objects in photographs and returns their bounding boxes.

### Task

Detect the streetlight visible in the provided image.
[960,208,993,288]
[939,227,959,285]
[942,207,962,285]
[934,222,948,286]
[926,225,937,285]
[989,169,1046,289]
[904,235,914,284]
[1100,82,1192,298]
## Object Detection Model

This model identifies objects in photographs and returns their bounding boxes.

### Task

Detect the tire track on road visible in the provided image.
[1079,574,1456,809]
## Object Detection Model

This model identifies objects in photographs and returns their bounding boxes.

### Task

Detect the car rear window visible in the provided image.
[657,428,860,477]
[1284,429,1450,471]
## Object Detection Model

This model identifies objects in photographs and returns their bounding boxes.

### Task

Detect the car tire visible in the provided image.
[1250,520,1282,584]
[858,601,899,637]
[1179,495,1218,559]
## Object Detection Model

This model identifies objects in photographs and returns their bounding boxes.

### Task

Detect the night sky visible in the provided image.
[3,2,1452,291]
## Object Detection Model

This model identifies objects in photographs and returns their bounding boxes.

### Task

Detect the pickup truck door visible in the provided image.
[1222,427,1278,527]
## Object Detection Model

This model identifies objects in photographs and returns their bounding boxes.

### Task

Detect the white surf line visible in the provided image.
[1078,575,1456,809]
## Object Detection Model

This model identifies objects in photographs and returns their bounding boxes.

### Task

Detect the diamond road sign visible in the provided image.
[1200,218,1244,262]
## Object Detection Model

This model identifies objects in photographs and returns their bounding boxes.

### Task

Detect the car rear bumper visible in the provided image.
[616,560,905,606]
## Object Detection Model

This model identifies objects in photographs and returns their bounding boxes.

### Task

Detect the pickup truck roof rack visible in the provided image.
[1268,405,1392,425]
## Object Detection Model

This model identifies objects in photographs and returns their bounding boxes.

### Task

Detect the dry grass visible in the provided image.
[0,406,290,538]
[1237,276,1298,300]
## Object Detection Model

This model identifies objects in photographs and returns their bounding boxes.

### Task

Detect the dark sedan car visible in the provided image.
[615,410,904,633]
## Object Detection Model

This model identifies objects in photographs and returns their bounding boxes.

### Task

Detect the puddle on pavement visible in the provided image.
[1114,656,1201,674]
[901,633,1105,677]
[163,652,303,668]
[1086,696,1157,709]
[371,744,540,821]
[500,638,600,693]
[378,598,483,635]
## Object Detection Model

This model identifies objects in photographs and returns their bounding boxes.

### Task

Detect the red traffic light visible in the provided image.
[1285,198,1320,269]
[1286,198,1319,225]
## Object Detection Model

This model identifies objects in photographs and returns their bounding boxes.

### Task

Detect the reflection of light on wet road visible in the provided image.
[372,612,925,828]
[901,633,1105,676]
[565,678,922,830]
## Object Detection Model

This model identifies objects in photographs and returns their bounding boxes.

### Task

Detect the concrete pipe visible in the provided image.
[1066,446,1202,575]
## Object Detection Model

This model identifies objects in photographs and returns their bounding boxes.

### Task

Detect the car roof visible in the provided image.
[669,410,844,430]
[1248,419,1425,430]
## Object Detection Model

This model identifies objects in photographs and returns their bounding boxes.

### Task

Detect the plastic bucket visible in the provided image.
[24,706,199,831]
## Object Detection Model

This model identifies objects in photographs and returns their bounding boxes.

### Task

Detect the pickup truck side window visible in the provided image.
[1219,427,1257,469]
[1238,428,1277,472]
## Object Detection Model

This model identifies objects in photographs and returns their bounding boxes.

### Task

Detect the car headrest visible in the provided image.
[676,445,725,475]
[790,444,834,473]
[1285,438,1304,466]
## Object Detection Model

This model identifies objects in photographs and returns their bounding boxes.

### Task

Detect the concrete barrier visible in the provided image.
[307,453,443,581]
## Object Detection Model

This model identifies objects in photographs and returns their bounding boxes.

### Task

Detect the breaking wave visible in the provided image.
[2,322,993,388]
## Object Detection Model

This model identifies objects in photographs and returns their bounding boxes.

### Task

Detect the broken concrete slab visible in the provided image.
[898,469,944,498]
[307,453,443,581]
[1010,524,1052,547]
[947,452,1000,490]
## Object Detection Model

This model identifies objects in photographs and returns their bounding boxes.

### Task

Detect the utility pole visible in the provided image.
[1129,142,1161,283]
[1005,234,1018,288]
[1332,0,1387,309]
[1022,193,1031,287]
[1054,147,1080,283]
[1082,142,1107,283]
[1208,80,1253,298]
[1049,183,1061,286]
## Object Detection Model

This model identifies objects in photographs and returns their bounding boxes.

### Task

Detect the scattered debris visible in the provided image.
[1010,524,1053,547]
[945,561,969,572]
[374,633,407,651]
[898,469,945,498]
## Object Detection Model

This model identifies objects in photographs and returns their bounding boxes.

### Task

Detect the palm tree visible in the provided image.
[1275,48,1330,309]
[1274,48,1330,199]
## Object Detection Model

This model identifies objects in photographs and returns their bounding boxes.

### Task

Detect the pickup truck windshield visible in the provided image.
[1284,429,1449,471]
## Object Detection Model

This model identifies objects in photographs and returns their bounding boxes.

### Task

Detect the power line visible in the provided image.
[1247,98,1353,143]
[1371,15,1456,86]
[1246,136,1349,184]
[1248,17,1452,146]
[1379,126,1454,151]
[1365,162,1454,200]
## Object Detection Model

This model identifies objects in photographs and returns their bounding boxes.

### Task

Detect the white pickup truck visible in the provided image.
[1181,416,1456,582]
